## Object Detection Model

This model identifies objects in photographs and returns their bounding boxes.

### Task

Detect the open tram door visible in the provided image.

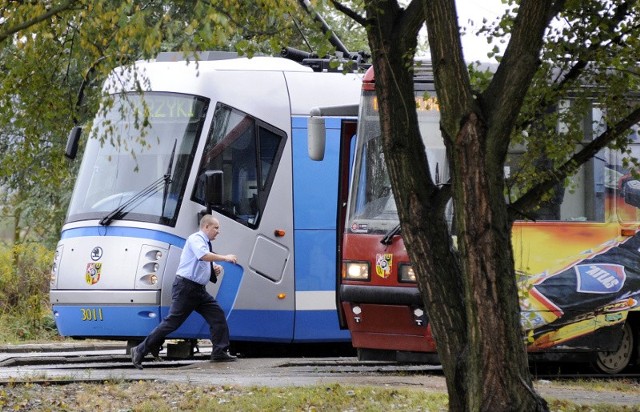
[308,105,359,330]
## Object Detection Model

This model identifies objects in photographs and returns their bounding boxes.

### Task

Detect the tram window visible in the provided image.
[614,132,640,222]
[506,153,605,222]
[193,103,286,228]
[259,127,281,189]
[505,102,614,223]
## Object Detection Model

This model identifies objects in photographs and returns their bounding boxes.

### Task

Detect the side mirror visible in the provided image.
[308,116,326,161]
[204,170,224,212]
[65,126,82,160]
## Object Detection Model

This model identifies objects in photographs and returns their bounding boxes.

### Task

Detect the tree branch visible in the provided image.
[398,0,426,41]
[73,56,106,125]
[422,0,474,136]
[0,0,78,43]
[207,1,282,38]
[483,0,556,144]
[330,0,366,27]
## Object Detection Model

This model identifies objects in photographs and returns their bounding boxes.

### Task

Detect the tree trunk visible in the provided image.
[373,57,548,412]
[451,114,548,411]
[363,1,548,410]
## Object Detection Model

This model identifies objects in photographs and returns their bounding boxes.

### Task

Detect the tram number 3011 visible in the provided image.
[81,308,104,321]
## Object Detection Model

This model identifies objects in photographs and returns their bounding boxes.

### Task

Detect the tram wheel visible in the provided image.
[592,322,635,374]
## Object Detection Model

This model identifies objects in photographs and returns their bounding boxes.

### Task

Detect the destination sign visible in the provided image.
[372,95,440,112]
[110,93,206,120]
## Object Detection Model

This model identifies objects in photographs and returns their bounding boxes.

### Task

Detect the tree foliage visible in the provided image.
[0,242,56,341]
[507,0,640,216]
[0,0,368,247]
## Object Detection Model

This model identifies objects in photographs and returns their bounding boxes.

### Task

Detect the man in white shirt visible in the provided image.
[132,214,238,369]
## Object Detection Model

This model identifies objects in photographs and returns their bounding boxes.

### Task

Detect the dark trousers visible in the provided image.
[137,276,230,357]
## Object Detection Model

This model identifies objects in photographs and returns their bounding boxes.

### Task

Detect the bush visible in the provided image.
[0,242,59,342]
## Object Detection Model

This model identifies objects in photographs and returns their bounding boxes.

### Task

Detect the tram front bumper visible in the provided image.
[50,290,161,338]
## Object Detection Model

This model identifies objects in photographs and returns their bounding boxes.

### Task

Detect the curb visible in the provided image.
[0,340,214,353]
[0,342,125,353]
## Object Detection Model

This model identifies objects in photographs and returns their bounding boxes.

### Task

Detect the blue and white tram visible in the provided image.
[49,51,362,348]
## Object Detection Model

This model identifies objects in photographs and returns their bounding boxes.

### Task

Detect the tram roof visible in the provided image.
[153,51,315,73]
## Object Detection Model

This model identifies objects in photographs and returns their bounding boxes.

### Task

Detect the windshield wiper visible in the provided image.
[99,142,177,226]
[381,223,401,245]
[161,139,177,217]
[99,177,167,226]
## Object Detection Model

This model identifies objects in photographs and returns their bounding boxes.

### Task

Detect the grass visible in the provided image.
[0,313,61,344]
[546,377,640,394]
[0,381,448,411]
[0,381,638,412]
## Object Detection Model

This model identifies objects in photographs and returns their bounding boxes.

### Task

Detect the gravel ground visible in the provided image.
[1,342,639,410]
[0,379,639,411]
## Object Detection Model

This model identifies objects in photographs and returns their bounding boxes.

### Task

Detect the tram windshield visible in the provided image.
[347,90,444,234]
[66,92,208,226]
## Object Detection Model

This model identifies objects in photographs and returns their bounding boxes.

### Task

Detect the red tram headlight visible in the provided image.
[399,264,416,283]
[342,261,370,281]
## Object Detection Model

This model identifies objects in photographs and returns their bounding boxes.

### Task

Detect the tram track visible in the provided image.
[0,354,204,369]
[1,348,639,381]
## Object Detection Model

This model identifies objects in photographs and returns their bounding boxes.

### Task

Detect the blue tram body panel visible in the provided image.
[291,116,343,289]
[291,117,350,341]
[59,226,185,246]
[225,310,295,342]
[291,116,342,230]
[53,306,161,337]
[294,310,348,342]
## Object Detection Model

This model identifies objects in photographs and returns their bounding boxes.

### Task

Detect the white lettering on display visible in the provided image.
[585,265,620,289]
[372,96,440,112]
[148,100,194,118]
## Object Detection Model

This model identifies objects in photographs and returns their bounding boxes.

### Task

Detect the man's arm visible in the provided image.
[202,252,237,264]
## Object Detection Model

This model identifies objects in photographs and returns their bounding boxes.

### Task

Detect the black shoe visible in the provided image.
[131,346,144,370]
[210,351,237,362]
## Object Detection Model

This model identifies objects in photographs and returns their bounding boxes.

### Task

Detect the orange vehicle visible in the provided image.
[311,64,640,374]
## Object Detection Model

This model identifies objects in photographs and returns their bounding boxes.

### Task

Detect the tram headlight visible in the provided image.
[141,274,158,285]
[146,250,163,260]
[137,246,168,289]
[50,245,63,288]
[399,264,416,283]
[143,262,159,272]
[343,261,370,281]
